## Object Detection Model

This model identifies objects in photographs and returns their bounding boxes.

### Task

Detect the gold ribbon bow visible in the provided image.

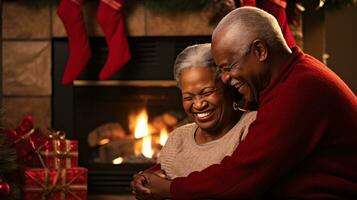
[35,128,77,169]
[47,128,66,140]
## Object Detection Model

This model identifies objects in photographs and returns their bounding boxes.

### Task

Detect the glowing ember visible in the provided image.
[98,138,110,145]
[112,156,124,165]
[159,128,168,146]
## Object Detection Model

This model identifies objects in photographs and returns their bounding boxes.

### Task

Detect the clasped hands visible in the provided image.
[131,170,171,200]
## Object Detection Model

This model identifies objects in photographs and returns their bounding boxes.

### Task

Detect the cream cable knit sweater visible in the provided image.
[158,111,257,179]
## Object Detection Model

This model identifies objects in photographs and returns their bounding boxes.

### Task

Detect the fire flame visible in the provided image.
[133,109,153,158]
[159,128,168,146]
[142,135,153,158]
[134,109,149,139]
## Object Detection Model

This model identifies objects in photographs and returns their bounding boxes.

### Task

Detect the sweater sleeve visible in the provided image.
[158,126,186,179]
[171,75,330,199]
[144,128,180,174]
[157,128,177,165]
[144,163,161,173]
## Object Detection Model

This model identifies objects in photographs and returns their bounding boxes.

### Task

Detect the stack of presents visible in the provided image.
[4,116,87,200]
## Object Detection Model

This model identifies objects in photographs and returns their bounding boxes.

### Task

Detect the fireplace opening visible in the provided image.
[93,107,178,165]
[52,36,211,194]
[74,84,187,166]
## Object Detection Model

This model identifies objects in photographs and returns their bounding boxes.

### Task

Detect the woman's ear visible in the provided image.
[252,40,268,62]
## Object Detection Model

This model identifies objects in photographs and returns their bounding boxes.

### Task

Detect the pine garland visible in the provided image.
[0,108,17,172]
[142,0,213,13]
[0,135,17,172]
[0,109,20,199]
[10,0,356,13]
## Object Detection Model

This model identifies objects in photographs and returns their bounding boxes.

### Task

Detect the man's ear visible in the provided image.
[252,40,268,62]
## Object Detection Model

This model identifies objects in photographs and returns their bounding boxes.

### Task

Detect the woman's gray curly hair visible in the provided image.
[173,43,220,88]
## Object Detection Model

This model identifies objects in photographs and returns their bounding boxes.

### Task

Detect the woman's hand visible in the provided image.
[153,169,168,179]
[131,170,171,200]
[145,173,172,200]
[131,171,151,199]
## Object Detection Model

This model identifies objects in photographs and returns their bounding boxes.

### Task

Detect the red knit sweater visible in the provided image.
[171,47,357,199]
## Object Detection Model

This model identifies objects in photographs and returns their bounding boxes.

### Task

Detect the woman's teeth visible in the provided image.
[196,112,211,118]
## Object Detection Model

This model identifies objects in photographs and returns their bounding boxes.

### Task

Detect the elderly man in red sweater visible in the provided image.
[132,7,357,199]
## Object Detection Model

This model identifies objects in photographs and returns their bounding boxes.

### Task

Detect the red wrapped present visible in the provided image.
[39,139,79,169]
[3,116,48,167]
[24,167,87,200]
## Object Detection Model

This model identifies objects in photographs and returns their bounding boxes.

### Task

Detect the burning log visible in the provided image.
[149,111,187,134]
[89,110,188,163]
[87,122,127,147]
[99,138,135,163]
[98,137,157,163]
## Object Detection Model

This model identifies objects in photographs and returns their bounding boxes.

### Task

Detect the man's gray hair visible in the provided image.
[173,43,220,88]
[213,6,289,55]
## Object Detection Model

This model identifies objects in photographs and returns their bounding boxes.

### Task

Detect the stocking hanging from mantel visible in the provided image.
[97,0,131,80]
[57,0,92,84]
[57,0,131,84]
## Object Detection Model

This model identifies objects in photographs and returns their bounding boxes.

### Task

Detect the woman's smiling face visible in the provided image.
[180,67,234,133]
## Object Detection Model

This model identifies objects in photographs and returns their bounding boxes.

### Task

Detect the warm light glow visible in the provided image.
[159,128,168,146]
[112,156,124,165]
[134,109,149,139]
[131,109,153,158]
[98,138,110,145]
[142,135,154,158]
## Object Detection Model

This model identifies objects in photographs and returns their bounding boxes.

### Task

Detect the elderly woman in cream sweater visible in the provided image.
[131,43,257,197]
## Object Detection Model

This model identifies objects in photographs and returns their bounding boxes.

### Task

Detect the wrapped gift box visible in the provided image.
[39,139,78,169]
[3,116,48,167]
[24,167,87,200]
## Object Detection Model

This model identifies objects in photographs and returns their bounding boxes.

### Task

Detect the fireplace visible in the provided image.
[52,36,210,194]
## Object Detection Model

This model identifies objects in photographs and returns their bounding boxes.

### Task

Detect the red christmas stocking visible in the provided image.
[258,0,296,48]
[57,0,92,84]
[96,0,131,80]
[240,0,256,7]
